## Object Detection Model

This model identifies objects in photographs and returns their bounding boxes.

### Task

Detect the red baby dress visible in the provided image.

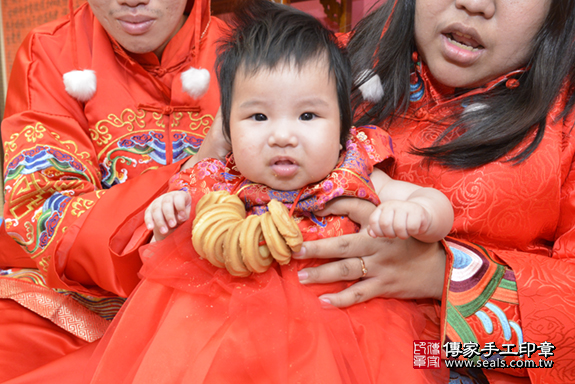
[88,126,447,383]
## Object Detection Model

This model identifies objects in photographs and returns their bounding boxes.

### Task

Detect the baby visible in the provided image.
[89,2,452,382]
[145,10,453,248]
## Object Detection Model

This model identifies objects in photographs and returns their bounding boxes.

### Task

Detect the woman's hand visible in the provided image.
[293,197,447,307]
[182,108,231,171]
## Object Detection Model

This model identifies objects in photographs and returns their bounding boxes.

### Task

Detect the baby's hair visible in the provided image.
[216,0,352,146]
[349,0,575,169]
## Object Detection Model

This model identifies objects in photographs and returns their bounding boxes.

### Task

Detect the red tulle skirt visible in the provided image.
[88,221,447,383]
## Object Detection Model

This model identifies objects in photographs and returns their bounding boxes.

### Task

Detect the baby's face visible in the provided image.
[229,60,342,191]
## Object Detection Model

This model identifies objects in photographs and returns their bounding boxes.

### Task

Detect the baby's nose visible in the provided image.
[268,122,298,147]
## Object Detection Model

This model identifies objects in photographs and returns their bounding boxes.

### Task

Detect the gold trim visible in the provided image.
[332,167,377,194]
[90,108,147,147]
[0,277,110,342]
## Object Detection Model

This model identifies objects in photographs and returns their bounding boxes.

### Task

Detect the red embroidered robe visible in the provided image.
[390,60,575,383]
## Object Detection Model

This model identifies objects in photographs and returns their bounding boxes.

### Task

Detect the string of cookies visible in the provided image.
[191,190,303,276]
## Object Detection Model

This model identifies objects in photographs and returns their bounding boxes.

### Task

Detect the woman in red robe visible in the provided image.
[297,1,575,383]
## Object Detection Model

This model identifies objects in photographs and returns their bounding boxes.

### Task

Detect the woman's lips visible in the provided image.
[446,31,483,50]
[439,24,485,66]
[441,33,484,66]
[117,18,154,35]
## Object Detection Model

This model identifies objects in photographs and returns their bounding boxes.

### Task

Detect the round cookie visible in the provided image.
[267,199,303,252]
[223,220,251,277]
[192,205,245,259]
[220,194,247,218]
[201,215,242,268]
[240,214,273,273]
[260,211,291,265]
[195,190,230,218]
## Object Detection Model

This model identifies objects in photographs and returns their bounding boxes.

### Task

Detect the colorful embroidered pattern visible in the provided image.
[36,193,71,251]
[0,268,126,321]
[445,239,522,364]
[101,131,169,187]
[2,110,214,336]
[5,146,88,181]
[101,131,203,188]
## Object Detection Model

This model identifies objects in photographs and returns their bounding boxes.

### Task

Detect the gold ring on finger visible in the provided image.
[358,257,368,278]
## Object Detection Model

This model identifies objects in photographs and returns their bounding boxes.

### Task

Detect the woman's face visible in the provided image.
[414,0,551,88]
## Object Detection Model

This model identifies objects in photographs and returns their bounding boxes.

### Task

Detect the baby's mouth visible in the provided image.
[271,158,298,177]
[445,31,484,52]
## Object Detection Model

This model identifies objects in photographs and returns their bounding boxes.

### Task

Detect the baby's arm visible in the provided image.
[144,190,192,242]
[369,168,454,243]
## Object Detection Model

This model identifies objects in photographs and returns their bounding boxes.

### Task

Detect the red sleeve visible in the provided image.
[1,29,183,298]
[50,161,183,297]
[438,111,575,382]
[107,158,227,281]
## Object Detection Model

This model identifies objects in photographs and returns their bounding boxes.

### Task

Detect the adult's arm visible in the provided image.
[296,182,575,382]
[1,31,182,298]
[294,197,446,302]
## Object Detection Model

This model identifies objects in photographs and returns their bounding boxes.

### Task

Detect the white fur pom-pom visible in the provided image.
[356,70,384,103]
[63,69,97,102]
[181,67,210,99]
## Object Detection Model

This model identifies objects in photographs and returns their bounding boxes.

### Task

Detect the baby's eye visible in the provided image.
[300,112,316,121]
[251,113,267,121]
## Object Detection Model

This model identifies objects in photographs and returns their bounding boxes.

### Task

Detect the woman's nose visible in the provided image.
[454,0,495,19]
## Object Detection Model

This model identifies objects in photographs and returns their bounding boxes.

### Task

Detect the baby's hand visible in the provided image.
[145,191,192,242]
[368,200,431,239]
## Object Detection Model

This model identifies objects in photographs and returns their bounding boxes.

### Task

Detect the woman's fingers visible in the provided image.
[293,231,388,261]
[297,234,447,305]
[298,255,368,283]
[318,279,378,308]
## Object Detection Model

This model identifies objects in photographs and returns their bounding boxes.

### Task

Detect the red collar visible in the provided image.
[413,57,527,107]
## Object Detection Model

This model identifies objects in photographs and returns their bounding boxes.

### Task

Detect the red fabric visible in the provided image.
[1,0,225,297]
[47,160,184,297]
[0,300,89,382]
[388,63,575,383]
[0,0,225,381]
[0,225,35,269]
[86,127,448,383]
[91,229,439,384]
